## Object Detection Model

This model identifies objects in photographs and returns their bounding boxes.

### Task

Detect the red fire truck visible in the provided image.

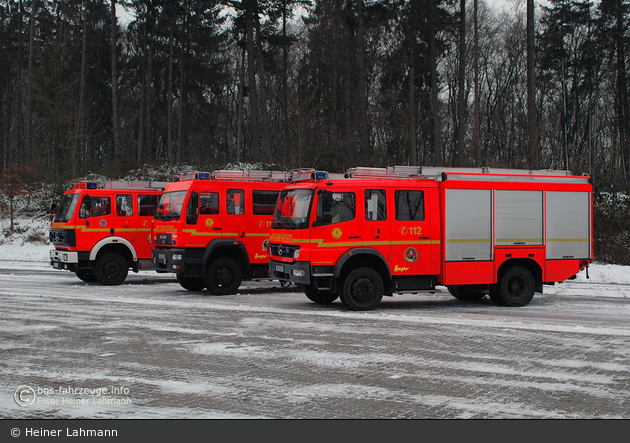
[49,180,168,285]
[268,166,592,310]
[151,170,292,294]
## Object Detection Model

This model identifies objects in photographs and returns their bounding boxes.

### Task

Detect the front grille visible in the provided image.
[269,243,299,258]
[49,229,76,247]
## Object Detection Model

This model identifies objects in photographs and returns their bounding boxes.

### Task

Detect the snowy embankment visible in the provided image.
[0,216,51,266]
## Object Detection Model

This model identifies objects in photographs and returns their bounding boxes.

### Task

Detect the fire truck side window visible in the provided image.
[138,195,159,217]
[90,197,111,218]
[200,193,219,215]
[395,190,424,221]
[253,190,280,215]
[365,189,386,221]
[116,194,133,217]
[227,189,245,215]
[329,192,355,224]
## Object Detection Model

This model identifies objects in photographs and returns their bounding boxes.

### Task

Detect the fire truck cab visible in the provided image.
[150,170,289,295]
[268,166,593,310]
[49,180,168,285]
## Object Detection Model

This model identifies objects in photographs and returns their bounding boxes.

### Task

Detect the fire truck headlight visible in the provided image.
[293,249,300,259]
[62,254,68,261]
[292,269,305,277]
[172,254,183,261]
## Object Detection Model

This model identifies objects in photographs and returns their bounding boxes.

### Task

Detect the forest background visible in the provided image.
[1,0,630,265]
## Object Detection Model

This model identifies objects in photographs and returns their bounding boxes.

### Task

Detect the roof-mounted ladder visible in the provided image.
[210,169,288,181]
[103,180,169,190]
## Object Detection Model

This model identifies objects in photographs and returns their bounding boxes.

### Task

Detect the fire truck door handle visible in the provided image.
[349,236,360,239]
[213,227,221,231]
[85,220,89,227]
[419,236,430,239]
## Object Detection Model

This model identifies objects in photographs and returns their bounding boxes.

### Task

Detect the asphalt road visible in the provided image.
[1,264,629,419]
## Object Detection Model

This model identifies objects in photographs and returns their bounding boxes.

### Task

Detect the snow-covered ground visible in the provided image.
[2,216,630,419]
[2,248,629,419]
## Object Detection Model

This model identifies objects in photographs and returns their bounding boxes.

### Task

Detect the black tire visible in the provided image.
[94,253,128,286]
[488,285,507,306]
[304,284,338,304]
[498,266,536,307]
[177,274,206,291]
[75,270,97,283]
[448,286,487,301]
[204,258,243,295]
[340,267,384,311]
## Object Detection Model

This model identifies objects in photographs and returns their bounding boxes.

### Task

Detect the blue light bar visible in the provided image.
[315,171,328,180]
[197,172,210,180]
[86,182,97,189]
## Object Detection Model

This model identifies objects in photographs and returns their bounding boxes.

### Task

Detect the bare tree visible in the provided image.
[457,0,466,166]
[527,0,539,169]
[110,0,120,162]
[473,0,480,166]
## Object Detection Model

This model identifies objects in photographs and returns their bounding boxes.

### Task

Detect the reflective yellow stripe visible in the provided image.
[276,238,440,248]
[182,228,222,237]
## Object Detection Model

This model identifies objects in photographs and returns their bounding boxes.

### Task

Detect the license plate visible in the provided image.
[275,265,284,273]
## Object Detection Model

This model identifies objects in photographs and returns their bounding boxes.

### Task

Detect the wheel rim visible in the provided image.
[214,267,233,287]
[507,276,526,299]
[104,261,122,280]
[352,277,375,302]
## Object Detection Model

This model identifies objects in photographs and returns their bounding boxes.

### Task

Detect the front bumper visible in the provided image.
[268,260,311,285]
[49,249,79,270]
[151,248,187,274]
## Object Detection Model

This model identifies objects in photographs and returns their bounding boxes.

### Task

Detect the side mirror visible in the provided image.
[186,192,199,225]
[318,189,333,213]
[79,196,91,219]
[49,202,57,213]
[313,190,333,227]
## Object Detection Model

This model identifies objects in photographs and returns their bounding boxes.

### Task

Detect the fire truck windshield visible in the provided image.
[54,193,80,223]
[155,190,187,221]
[272,188,313,230]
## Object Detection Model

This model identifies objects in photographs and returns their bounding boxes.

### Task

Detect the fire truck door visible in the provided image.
[79,194,114,247]
[137,194,159,253]
[389,188,433,275]
[198,191,222,244]
[115,194,135,243]
[250,190,280,263]
[312,189,360,265]
[362,189,390,258]
[224,188,247,241]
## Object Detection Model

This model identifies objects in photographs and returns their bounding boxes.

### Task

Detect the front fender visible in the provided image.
[89,237,138,261]
[333,248,391,277]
